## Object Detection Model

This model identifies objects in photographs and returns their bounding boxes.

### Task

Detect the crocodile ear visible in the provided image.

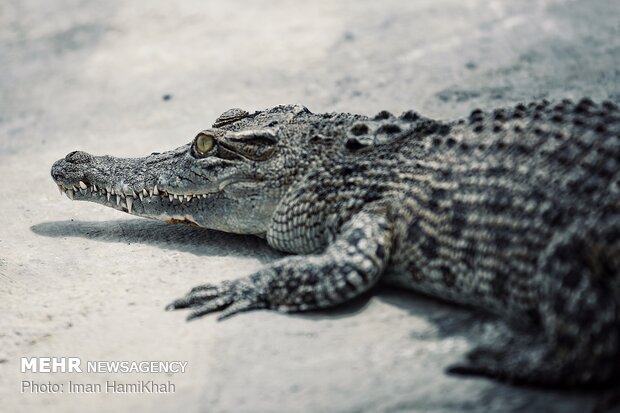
[219,129,279,161]
[212,108,250,128]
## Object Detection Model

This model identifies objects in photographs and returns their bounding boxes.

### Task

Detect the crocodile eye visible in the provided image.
[195,133,215,155]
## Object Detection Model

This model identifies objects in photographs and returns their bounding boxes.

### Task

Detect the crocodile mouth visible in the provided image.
[55,180,226,214]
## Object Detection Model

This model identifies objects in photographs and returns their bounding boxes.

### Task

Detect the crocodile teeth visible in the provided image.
[57,180,217,205]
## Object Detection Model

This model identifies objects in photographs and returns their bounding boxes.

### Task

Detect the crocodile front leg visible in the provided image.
[167,208,392,320]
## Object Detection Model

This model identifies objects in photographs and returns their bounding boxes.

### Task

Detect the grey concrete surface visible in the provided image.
[1,0,620,412]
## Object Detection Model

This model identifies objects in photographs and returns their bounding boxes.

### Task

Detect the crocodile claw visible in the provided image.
[446,346,509,380]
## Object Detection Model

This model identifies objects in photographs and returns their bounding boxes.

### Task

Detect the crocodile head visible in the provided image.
[50,104,325,235]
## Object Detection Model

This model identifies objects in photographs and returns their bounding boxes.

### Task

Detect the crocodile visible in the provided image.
[50,99,620,387]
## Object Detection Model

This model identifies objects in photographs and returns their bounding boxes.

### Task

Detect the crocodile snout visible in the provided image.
[51,151,94,183]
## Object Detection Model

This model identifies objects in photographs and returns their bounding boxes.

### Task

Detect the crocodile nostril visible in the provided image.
[65,150,92,164]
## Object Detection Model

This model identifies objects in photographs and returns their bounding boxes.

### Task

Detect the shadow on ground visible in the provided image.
[31,219,283,263]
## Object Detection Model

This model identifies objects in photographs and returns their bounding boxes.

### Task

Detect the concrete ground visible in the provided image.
[1,0,620,412]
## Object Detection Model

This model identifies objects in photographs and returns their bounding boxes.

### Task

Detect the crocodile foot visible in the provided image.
[166,279,267,321]
[446,334,599,387]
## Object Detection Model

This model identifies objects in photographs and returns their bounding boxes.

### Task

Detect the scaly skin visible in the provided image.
[50,99,620,387]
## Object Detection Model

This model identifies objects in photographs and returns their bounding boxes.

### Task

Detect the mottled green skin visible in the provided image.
[52,99,620,387]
